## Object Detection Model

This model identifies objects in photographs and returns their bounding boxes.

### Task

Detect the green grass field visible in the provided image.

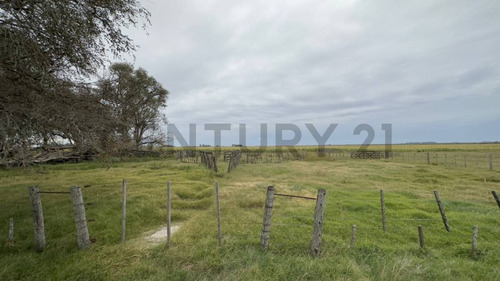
[1,145,500,280]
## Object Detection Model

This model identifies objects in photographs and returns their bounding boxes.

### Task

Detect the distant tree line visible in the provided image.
[0,0,168,166]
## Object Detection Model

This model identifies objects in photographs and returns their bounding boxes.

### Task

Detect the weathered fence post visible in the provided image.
[8,218,14,246]
[260,186,275,251]
[427,152,430,165]
[167,181,172,247]
[380,190,386,232]
[464,155,467,168]
[70,186,91,250]
[471,225,478,257]
[311,189,326,257]
[213,155,218,173]
[215,182,222,246]
[227,157,232,174]
[418,226,424,249]
[433,190,450,232]
[445,154,447,165]
[121,179,127,243]
[489,154,493,170]
[491,191,500,208]
[28,186,46,252]
[350,225,356,247]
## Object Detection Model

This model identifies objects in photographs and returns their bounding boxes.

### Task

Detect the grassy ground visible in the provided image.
[1,150,499,280]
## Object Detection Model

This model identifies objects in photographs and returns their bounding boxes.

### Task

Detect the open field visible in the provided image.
[1,144,500,280]
[181,143,500,152]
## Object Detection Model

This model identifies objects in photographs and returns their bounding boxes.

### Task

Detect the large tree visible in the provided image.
[98,63,169,149]
[0,0,150,163]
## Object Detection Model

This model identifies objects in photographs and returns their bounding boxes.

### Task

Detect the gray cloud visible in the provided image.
[124,0,500,144]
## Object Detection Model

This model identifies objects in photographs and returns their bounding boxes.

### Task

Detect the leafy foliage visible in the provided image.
[0,0,150,164]
[98,63,169,149]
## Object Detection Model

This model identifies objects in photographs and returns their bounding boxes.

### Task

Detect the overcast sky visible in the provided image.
[123,0,500,146]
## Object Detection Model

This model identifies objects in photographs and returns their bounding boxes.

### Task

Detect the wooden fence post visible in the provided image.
[213,155,218,172]
[350,225,356,247]
[215,182,222,246]
[70,186,91,250]
[227,157,232,173]
[260,186,275,251]
[8,218,14,246]
[464,155,467,168]
[167,181,172,247]
[427,152,430,165]
[121,179,127,243]
[28,186,46,252]
[311,189,326,257]
[491,191,500,208]
[489,154,493,170]
[418,226,424,249]
[380,190,386,232]
[471,225,478,257]
[433,191,450,232]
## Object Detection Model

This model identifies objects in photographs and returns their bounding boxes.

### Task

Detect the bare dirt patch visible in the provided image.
[146,225,181,242]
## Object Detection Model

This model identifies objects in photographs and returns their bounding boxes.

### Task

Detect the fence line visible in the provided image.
[253,187,499,257]
[175,149,500,173]
[5,181,500,257]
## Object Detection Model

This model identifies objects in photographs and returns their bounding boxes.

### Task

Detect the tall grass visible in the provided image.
[0,148,499,280]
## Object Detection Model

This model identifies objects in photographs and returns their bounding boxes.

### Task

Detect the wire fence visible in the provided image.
[2,179,499,257]
[175,148,500,173]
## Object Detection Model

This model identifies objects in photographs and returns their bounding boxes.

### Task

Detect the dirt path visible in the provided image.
[145,224,181,243]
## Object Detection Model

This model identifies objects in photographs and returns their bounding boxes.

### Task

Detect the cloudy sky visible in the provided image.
[123,0,500,146]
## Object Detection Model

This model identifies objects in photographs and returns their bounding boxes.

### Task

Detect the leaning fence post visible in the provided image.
[350,225,356,247]
[433,190,450,232]
[380,190,386,232]
[311,189,326,257]
[471,225,478,257]
[28,186,46,252]
[121,179,127,243]
[70,186,91,250]
[215,182,222,246]
[8,218,14,246]
[418,226,425,249]
[491,191,500,208]
[167,181,172,247]
[260,186,275,251]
